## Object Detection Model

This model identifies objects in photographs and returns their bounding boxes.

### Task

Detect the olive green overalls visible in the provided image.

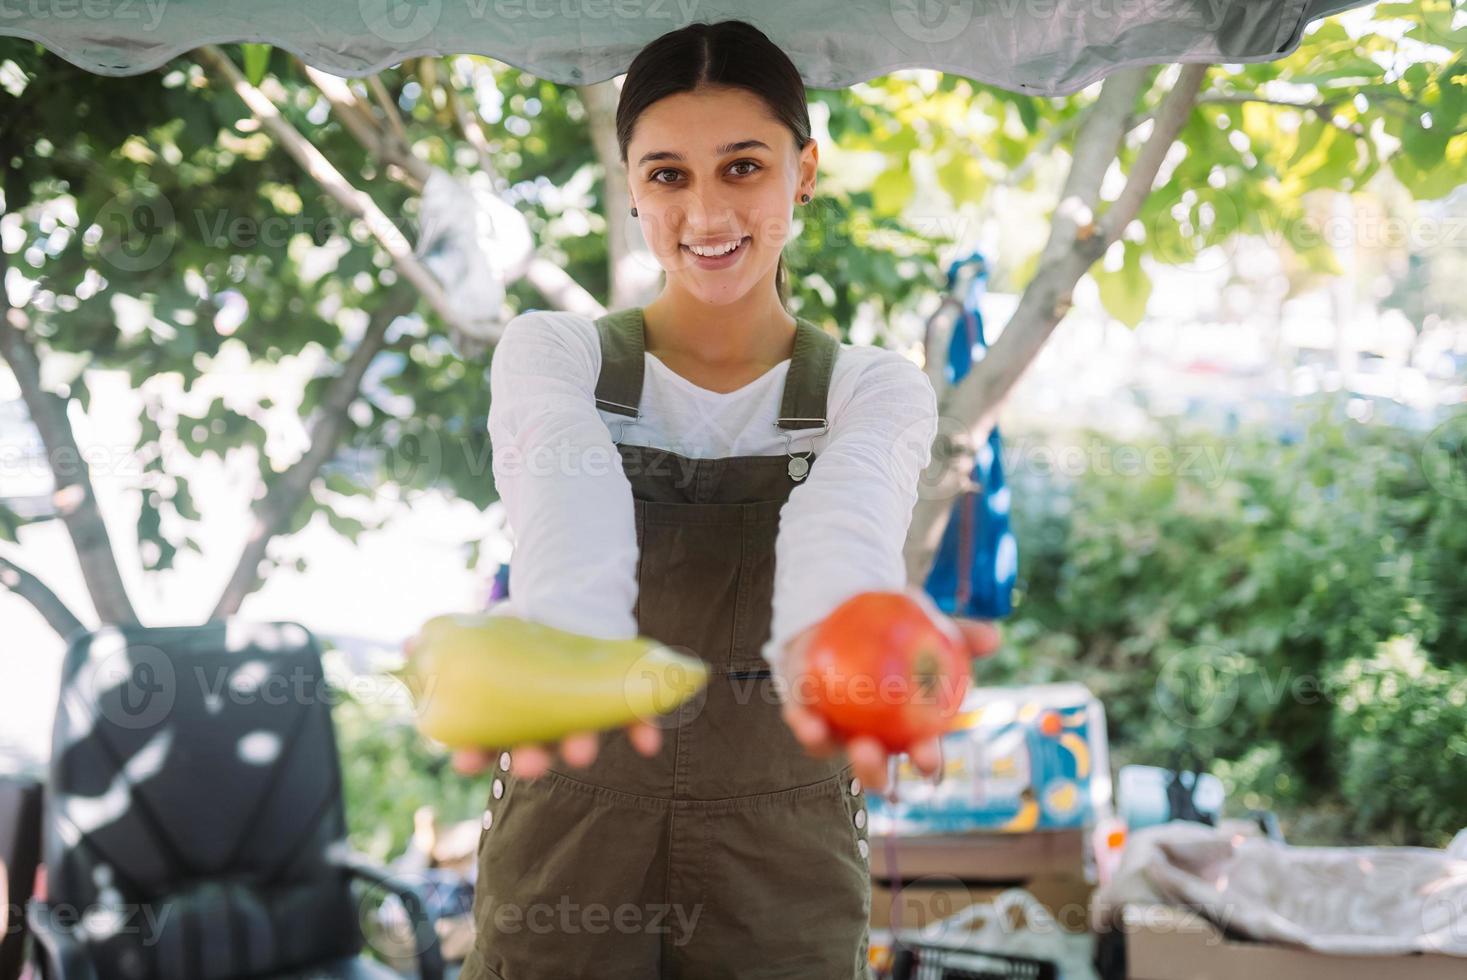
[459,307,873,980]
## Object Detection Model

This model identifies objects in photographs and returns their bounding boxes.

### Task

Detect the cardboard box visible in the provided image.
[872,873,1094,935]
[867,828,1088,881]
[1121,903,1467,980]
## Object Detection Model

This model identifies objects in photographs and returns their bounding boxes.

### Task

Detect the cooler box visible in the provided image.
[867,682,1111,836]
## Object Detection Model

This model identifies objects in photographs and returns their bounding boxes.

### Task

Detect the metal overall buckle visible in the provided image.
[775,417,827,481]
[600,399,640,444]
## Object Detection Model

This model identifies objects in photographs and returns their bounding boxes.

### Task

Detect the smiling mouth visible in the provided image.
[682,236,750,258]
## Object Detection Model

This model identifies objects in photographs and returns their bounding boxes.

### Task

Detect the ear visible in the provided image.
[800,139,819,193]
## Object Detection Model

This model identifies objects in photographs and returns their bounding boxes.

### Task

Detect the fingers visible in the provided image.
[847,735,888,794]
[514,731,598,779]
[781,700,837,757]
[509,743,551,780]
[491,723,660,783]
[450,747,493,777]
[627,720,662,758]
[907,736,941,778]
[955,618,1002,659]
[560,731,599,768]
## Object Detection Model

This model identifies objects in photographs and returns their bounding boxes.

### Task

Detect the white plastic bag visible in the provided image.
[414,167,534,357]
[916,888,1098,980]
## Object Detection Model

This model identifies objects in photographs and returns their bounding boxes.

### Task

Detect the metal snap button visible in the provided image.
[854,809,866,830]
[493,778,504,799]
[500,751,512,771]
[857,838,869,859]
[850,777,862,796]
[481,809,494,830]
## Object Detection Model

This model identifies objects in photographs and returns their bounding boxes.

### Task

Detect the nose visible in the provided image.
[677,194,743,240]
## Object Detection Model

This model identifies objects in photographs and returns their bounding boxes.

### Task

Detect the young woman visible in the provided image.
[455,19,1000,979]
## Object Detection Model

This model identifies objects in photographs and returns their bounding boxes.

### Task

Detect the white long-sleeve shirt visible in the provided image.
[485,309,938,670]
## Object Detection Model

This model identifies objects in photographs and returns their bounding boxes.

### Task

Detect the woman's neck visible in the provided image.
[641,291,797,370]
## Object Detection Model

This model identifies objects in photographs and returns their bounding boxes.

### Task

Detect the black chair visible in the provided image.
[1,772,44,980]
[27,621,444,980]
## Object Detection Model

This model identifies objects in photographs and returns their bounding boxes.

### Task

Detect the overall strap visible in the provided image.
[778,317,838,431]
[591,307,839,428]
[592,307,645,419]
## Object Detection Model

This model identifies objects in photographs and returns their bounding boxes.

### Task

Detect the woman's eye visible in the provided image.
[650,160,761,184]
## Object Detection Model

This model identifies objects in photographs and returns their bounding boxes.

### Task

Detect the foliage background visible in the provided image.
[989,397,1467,847]
[2,4,1465,858]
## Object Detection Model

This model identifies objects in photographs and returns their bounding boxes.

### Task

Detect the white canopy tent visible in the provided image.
[3,0,1372,94]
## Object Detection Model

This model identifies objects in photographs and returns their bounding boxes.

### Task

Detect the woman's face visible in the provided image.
[626,85,817,306]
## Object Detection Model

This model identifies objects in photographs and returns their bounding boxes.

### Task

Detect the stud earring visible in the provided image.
[630,207,638,216]
[801,194,811,203]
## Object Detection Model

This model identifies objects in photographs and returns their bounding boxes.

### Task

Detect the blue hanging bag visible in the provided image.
[921,249,1018,619]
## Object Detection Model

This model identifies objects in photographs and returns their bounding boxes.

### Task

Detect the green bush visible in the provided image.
[995,396,1467,845]
[1329,637,1467,843]
[325,398,1467,847]
[326,651,486,863]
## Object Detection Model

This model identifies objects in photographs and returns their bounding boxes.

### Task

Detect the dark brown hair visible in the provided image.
[615,19,811,308]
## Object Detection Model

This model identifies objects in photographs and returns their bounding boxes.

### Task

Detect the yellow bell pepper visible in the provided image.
[399,612,709,748]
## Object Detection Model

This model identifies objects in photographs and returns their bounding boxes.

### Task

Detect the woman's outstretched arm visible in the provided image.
[485,310,641,639]
[764,345,1000,791]
[761,345,940,673]
[447,311,662,780]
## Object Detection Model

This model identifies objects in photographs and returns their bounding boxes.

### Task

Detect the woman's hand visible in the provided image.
[775,591,1001,795]
[446,720,662,780]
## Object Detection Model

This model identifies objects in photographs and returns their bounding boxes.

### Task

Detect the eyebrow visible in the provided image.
[637,139,773,168]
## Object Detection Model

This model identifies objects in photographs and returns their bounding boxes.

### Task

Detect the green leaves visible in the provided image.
[1391,131,1467,201]
[1092,240,1151,328]
[3,2,1463,634]
[0,503,30,544]
[332,655,485,862]
[871,165,915,215]
[240,44,273,87]
[998,402,1467,844]
[936,151,985,208]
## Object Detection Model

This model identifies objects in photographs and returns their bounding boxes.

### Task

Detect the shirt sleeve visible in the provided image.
[484,311,641,640]
[760,348,939,669]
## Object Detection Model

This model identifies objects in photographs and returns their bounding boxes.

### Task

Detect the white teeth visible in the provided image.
[686,238,743,257]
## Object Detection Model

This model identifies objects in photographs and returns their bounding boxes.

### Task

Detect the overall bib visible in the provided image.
[459,308,873,980]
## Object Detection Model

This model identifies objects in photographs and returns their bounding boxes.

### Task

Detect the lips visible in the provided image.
[681,236,751,269]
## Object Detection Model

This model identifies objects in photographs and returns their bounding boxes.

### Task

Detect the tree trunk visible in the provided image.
[0,249,138,626]
[0,554,85,640]
[579,80,661,311]
[210,283,419,619]
[904,64,1210,586]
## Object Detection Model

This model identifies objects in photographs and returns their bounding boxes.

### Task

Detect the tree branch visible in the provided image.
[210,282,419,619]
[301,63,429,191]
[904,64,1211,585]
[1194,91,1371,139]
[192,47,494,341]
[523,258,608,319]
[1037,67,1149,269]
[367,73,411,150]
[0,552,85,640]
[307,56,605,321]
[578,80,658,311]
[0,253,138,625]
[443,58,502,185]
[997,110,1083,190]
[1098,64,1212,248]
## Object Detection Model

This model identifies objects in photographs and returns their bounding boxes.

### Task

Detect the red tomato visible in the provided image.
[803,590,972,753]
